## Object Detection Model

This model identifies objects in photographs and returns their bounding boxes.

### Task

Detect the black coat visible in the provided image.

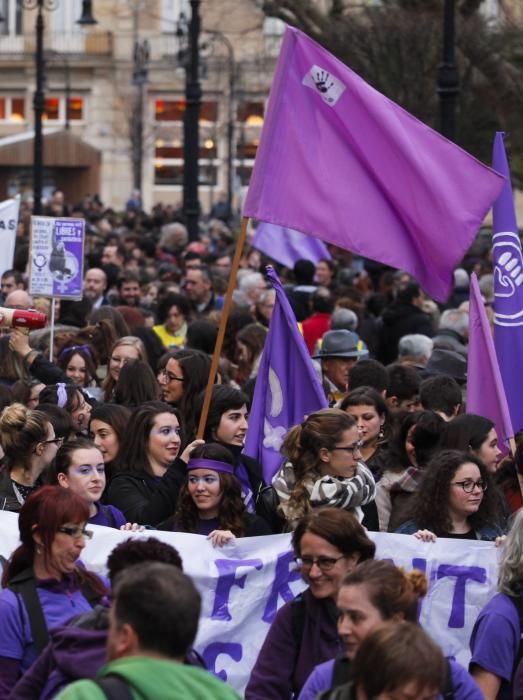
[378,301,433,365]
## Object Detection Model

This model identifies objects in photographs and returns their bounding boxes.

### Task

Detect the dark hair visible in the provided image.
[112,562,201,658]
[341,387,389,421]
[353,622,446,698]
[89,403,131,448]
[89,306,130,339]
[439,413,494,452]
[348,360,388,393]
[396,282,421,305]
[385,410,443,472]
[162,349,212,440]
[156,292,191,325]
[236,323,267,364]
[1,486,107,598]
[115,401,182,476]
[56,346,99,387]
[195,385,249,442]
[341,560,427,622]
[38,384,83,414]
[117,270,140,289]
[386,363,420,403]
[293,259,315,285]
[114,359,160,407]
[311,287,334,314]
[186,319,218,355]
[107,537,183,585]
[419,375,462,416]
[410,449,496,534]
[48,437,100,484]
[175,443,245,535]
[37,404,75,441]
[292,507,375,561]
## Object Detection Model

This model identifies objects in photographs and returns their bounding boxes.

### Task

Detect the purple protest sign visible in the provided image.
[29,216,85,299]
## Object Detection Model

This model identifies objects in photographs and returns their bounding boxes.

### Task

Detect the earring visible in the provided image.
[378,427,385,440]
[36,545,42,555]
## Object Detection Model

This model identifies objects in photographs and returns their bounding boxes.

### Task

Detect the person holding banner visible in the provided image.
[0,487,109,695]
[300,560,482,699]
[395,450,504,541]
[470,507,523,699]
[161,443,271,544]
[245,507,375,699]
[273,409,376,531]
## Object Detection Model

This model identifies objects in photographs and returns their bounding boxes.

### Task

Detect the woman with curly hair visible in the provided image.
[56,344,99,388]
[160,443,270,546]
[395,449,504,541]
[273,409,376,532]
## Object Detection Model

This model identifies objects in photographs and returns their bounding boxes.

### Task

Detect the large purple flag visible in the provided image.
[492,132,523,434]
[243,265,327,483]
[252,222,331,269]
[243,25,505,302]
[467,273,513,453]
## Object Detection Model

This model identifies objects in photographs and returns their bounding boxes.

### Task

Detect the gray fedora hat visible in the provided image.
[312,329,368,360]
[424,348,467,384]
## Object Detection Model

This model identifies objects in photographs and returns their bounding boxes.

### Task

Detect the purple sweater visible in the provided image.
[298,658,483,700]
[245,588,342,699]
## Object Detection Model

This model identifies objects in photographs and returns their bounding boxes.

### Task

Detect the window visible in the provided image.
[154,99,218,123]
[43,98,60,121]
[67,97,84,121]
[237,101,264,126]
[0,0,22,36]
[0,95,26,122]
[43,96,85,122]
[161,0,190,32]
[50,0,83,33]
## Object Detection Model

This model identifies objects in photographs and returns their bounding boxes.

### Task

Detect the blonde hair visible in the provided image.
[0,403,49,471]
[281,408,356,522]
[102,336,147,401]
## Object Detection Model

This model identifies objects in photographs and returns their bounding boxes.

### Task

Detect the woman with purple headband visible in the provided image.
[56,344,99,389]
[38,383,92,435]
[160,443,271,546]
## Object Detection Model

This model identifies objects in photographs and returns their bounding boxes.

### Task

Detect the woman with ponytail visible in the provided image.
[300,560,482,700]
[0,486,108,695]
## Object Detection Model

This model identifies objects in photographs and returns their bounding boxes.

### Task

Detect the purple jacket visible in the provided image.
[245,588,342,699]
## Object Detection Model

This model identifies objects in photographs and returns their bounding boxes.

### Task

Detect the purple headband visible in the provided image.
[186,458,234,475]
[58,344,93,362]
[56,382,68,408]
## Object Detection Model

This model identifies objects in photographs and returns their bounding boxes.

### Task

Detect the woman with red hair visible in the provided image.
[0,486,108,695]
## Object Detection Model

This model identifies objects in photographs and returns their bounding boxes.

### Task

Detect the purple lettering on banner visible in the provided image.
[262,550,303,624]
[202,642,243,681]
[436,565,487,628]
[212,558,263,621]
[412,558,427,575]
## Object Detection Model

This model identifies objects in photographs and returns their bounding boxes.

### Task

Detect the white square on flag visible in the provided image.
[302,64,346,106]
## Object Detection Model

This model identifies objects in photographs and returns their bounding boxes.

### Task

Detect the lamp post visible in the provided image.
[437,0,459,141]
[132,38,150,193]
[178,0,201,242]
[21,0,96,215]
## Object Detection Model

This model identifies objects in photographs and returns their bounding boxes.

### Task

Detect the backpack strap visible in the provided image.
[441,659,455,700]
[290,593,306,694]
[8,567,50,654]
[331,655,352,689]
[93,674,135,700]
[510,594,523,678]
[102,504,117,529]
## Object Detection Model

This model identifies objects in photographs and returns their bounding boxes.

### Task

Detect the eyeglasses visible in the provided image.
[57,526,94,540]
[161,368,184,383]
[294,555,346,572]
[331,440,363,456]
[42,437,64,447]
[451,479,487,493]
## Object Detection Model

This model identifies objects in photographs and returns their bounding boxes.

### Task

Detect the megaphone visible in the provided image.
[0,308,48,330]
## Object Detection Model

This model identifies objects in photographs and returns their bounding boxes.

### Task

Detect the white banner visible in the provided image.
[0,512,499,694]
[0,196,20,279]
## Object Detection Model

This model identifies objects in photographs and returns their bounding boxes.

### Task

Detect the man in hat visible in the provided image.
[313,329,368,405]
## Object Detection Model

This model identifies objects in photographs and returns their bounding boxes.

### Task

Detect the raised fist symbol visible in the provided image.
[495,251,523,298]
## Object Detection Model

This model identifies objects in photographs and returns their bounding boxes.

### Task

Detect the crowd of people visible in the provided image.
[0,190,521,698]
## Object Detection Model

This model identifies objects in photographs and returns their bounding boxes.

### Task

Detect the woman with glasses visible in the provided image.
[104,401,200,526]
[0,486,108,695]
[102,336,147,402]
[395,450,503,541]
[157,348,212,441]
[273,409,376,532]
[245,508,375,699]
[0,403,61,512]
[160,443,270,545]
[49,438,127,529]
[300,560,482,700]
[340,387,390,478]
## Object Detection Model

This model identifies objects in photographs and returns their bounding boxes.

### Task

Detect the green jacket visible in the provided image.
[55,655,241,700]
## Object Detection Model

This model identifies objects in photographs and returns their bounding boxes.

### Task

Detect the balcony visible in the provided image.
[0,31,113,56]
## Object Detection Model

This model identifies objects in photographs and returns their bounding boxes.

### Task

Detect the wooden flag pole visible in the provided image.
[196,216,249,440]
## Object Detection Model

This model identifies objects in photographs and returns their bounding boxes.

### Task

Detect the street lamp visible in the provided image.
[437,0,459,141]
[177,0,202,242]
[132,38,150,193]
[21,0,97,215]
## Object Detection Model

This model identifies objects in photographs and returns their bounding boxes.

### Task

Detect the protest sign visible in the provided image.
[0,196,20,278]
[0,512,498,694]
[29,216,85,299]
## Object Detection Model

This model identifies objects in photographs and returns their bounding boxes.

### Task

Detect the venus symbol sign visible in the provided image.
[493,230,523,328]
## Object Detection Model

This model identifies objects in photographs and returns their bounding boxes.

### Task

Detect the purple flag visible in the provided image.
[243,26,505,302]
[243,266,328,483]
[251,222,331,269]
[467,273,513,453]
[492,132,523,434]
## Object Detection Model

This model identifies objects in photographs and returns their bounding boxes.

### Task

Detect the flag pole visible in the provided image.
[196,215,249,439]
